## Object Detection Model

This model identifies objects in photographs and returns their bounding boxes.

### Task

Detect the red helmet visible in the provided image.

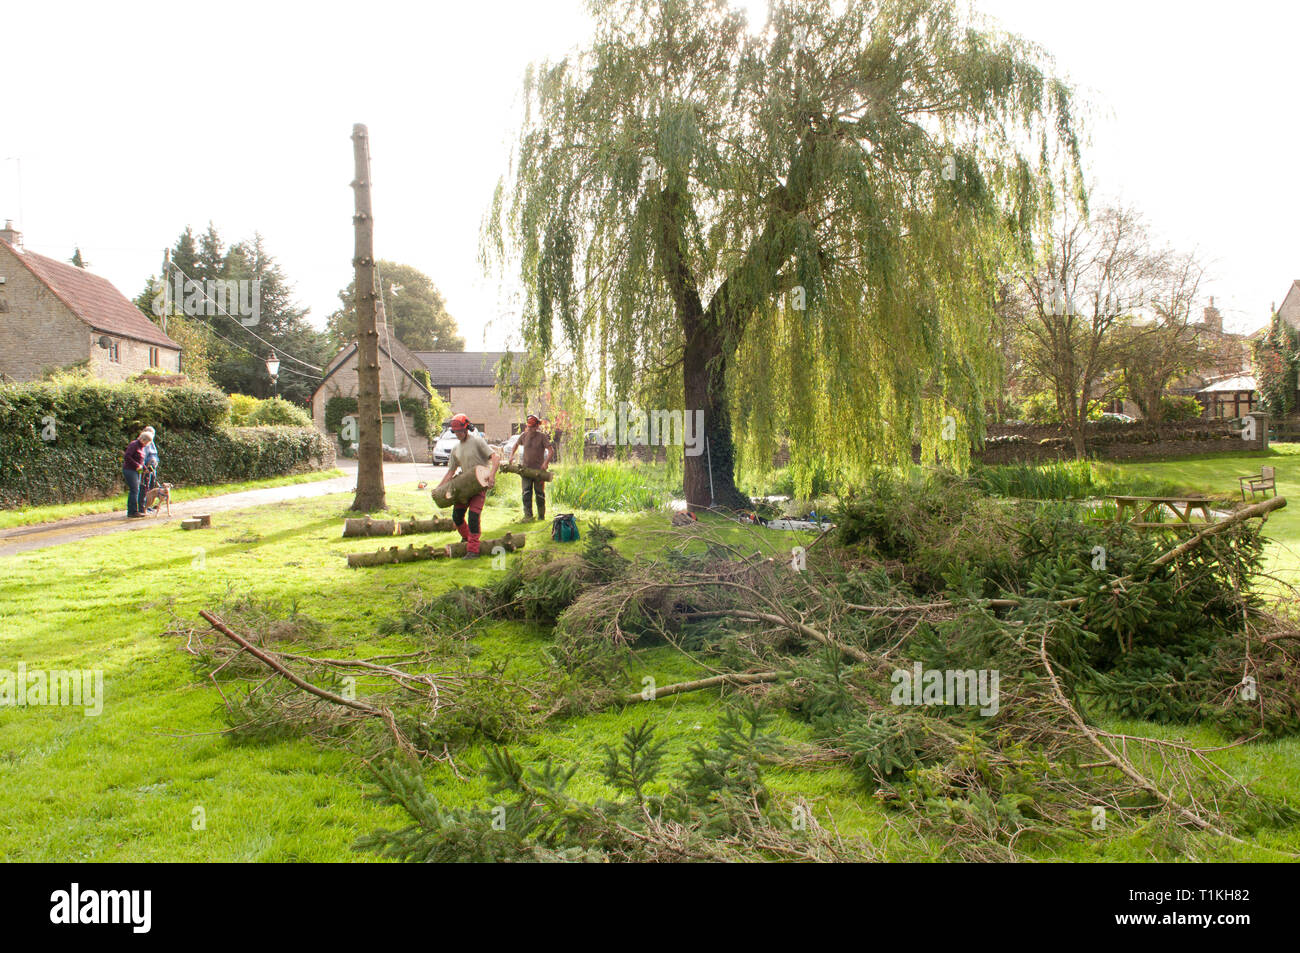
[449,414,470,432]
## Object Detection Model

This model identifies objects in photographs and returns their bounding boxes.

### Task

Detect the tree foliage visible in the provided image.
[485,0,1085,500]
[326,260,465,353]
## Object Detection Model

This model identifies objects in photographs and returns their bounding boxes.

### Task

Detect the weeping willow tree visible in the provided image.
[484,0,1084,506]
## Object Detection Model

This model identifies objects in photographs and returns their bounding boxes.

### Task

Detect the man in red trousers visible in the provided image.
[435,414,500,558]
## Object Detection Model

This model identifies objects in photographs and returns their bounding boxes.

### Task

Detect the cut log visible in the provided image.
[342,517,396,538]
[400,517,455,535]
[342,516,455,538]
[444,532,527,559]
[432,465,496,508]
[181,514,211,530]
[347,543,450,568]
[500,462,554,482]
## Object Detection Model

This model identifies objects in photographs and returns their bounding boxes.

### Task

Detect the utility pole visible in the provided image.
[350,123,386,512]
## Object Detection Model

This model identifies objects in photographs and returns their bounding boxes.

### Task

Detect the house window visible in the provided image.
[435,386,451,401]
[149,347,160,368]
[108,340,120,363]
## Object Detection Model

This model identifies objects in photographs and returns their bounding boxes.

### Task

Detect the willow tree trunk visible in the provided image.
[682,310,750,513]
[350,123,386,512]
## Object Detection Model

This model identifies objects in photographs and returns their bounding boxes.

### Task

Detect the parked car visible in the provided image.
[1099,412,1135,424]
[432,426,480,466]
[499,432,522,460]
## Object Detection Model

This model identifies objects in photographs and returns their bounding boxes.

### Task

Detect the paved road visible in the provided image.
[0,461,445,558]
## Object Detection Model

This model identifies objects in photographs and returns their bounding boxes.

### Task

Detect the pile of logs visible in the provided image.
[347,532,527,568]
[342,516,455,538]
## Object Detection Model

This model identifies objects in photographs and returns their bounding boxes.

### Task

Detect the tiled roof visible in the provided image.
[412,351,519,387]
[1,240,179,349]
[1198,375,1257,393]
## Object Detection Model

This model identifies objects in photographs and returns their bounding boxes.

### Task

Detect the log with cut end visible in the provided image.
[342,516,455,537]
[342,517,397,538]
[347,543,451,568]
[432,465,496,508]
[444,532,527,559]
[500,462,554,482]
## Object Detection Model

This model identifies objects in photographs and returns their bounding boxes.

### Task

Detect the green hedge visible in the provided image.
[1,427,333,508]
[325,396,434,438]
[0,380,333,508]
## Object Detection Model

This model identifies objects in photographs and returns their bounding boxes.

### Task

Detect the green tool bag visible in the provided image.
[551,513,580,543]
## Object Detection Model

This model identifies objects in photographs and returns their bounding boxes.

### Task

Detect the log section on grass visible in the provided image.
[432,465,496,509]
[500,462,554,482]
[347,543,452,568]
[445,532,527,559]
[342,516,456,538]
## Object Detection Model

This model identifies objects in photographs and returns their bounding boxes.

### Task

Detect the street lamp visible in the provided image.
[266,352,280,398]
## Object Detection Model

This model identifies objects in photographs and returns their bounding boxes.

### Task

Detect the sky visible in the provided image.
[2,0,1296,362]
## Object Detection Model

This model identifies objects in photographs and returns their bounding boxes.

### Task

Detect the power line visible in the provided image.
[164,261,324,372]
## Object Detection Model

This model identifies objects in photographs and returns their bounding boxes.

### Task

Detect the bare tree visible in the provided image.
[1014,205,1167,457]
[1113,251,1209,422]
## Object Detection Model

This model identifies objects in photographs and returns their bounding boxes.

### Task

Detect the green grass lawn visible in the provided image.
[1107,443,1300,583]
[1,453,1298,862]
[0,469,346,531]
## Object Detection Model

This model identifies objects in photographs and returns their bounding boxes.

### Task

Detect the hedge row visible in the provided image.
[0,426,334,508]
[0,379,230,447]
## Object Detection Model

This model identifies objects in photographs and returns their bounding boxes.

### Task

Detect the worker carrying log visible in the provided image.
[508,412,553,522]
[434,414,501,558]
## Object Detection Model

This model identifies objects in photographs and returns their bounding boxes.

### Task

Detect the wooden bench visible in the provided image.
[1111,496,1216,530]
[1239,466,1276,501]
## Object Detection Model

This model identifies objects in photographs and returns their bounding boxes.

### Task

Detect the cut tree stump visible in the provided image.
[181,514,211,530]
[444,532,527,559]
[342,516,455,538]
[500,462,554,482]
[432,465,496,508]
[347,543,451,568]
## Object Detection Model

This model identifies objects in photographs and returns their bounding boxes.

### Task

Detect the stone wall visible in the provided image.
[446,385,527,443]
[974,417,1266,465]
[0,255,90,380]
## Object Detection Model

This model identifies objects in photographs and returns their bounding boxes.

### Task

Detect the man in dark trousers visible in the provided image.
[435,414,500,558]
[508,413,552,521]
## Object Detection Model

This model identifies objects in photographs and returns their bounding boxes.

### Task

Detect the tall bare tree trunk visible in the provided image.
[351,123,386,512]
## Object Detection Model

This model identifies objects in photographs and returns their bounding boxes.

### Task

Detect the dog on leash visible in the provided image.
[143,483,173,516]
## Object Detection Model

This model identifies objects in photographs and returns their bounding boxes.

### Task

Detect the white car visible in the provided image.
[432,426,480,466]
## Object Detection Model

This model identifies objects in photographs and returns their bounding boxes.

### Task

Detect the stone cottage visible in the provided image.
[0,222,181,382]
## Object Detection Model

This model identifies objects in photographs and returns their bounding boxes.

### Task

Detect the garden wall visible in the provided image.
[974,417,1266,465]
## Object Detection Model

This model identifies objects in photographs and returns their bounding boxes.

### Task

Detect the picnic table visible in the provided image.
[1111,495,1217,530]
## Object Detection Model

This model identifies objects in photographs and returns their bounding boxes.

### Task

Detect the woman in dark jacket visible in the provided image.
[122,432,152,518]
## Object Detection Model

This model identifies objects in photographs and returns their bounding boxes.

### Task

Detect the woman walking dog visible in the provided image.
[122,430,153,519]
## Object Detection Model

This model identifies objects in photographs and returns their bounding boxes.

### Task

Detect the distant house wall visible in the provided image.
[87,333,181,382]
[310,345,432,461]
[0,255,90,381]
[446,385,526,443]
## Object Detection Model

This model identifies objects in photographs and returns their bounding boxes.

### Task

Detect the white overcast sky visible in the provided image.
[2,0,1295,356]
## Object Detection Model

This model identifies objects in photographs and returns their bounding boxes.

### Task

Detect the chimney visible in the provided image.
[1202,296,1222,333]
[0,220,20,249]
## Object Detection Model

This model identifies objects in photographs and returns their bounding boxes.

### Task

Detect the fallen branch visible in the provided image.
[198,610,425,759]
[619,671,783,705]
